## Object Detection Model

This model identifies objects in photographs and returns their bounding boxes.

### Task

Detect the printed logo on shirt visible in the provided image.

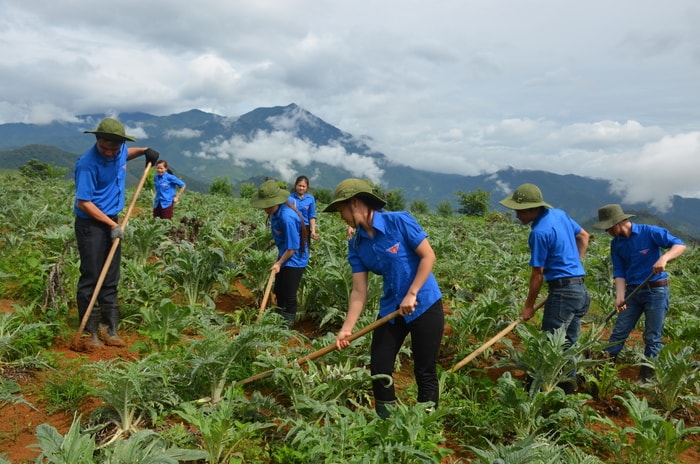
[639,249,649,255]
[387,243,400,254]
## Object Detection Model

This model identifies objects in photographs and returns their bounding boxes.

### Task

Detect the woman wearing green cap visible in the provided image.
[323,178,444,418]
[251,179,309,326]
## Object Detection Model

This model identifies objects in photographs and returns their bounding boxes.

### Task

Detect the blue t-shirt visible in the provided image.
[288,192,317,226]
[611,222,684,285]
[528,208,586,281]
[348,211,442,323]
[73,143,127,218]
[270,204,309,268]
[154,172,186,208]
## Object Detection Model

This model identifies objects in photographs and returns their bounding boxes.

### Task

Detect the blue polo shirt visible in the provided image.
[153,172,186,208]
[73,143,127,218]
[289,192,317,226]
[348,211,442,323]
[611,222,684,284]
[270,204,309,268]
[528,208,586,281]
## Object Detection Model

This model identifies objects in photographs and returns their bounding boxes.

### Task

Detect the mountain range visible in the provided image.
[0,103,698,240]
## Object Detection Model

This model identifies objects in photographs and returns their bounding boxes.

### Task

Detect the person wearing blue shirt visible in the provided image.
[323,178,444,419]
[289,175,319,240]
[500,183,590,393]
[74,118,159,346]
[153,160,186,219]
[593,204,686,382]
[251,179,309,326]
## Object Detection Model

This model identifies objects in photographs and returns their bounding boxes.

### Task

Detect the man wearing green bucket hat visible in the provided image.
[593,204,686,382]
[324,178,444,418]
[251,179,309,326]
[74,117,160,346]
[500,183,590,393]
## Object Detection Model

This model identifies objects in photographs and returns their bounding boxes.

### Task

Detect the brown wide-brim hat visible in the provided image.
[250,179,290,208]
[593,204,635,230]
[323,178,386,212]
[499,183,553,210]
[83,117,136,142]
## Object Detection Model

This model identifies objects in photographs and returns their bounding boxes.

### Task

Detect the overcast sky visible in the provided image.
[2,1,699,209]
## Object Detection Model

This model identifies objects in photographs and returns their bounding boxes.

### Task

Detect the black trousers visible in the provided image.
[371,299,444,405]
[274,266,305,315]
[74,217,121,320]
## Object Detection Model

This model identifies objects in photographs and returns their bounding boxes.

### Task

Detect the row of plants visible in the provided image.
[1,170,699,462]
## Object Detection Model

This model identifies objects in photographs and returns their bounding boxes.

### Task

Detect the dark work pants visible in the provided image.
[371,299,444,405]
[74,216,121,324]
[153,203,174,219]
[274,266,305,315]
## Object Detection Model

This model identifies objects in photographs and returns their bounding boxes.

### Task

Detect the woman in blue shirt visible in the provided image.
[153,160,186,219]
[323,178,444,418]
[289,175,320,241]
[251,179,309,326]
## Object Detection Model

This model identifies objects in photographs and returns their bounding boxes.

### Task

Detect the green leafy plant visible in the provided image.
[30,414,96,464]
[134,298,194,353]
[176,386,271,464]
[499,324,598,395]
[185,318,290,403]
[594,391,700,464]
[162,241,228,308]
[643,342,700,416]
[39,360,93,414]
[582,360,624,402]
[100,429,208,463]
[92,354,180,443]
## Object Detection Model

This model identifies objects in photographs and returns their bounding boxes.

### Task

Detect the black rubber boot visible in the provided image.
[375,400,396,420]
[277,310,295,328]
[638,365,654,383]
[101,305,125,347]
[81,309,103,346]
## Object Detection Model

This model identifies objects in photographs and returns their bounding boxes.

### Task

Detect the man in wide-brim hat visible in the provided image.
[499,183,591,394]
[592,203,686,382]
[74,117,160,347]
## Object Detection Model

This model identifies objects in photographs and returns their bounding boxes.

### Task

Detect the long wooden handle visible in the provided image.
[73,162,153,340]
[449,298,546,373]
[237,309,402,386]
[604,271,656,323]
[256,270,276,321]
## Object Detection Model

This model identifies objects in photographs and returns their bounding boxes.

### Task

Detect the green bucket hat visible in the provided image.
[322,178,386,212]
[499,183,553,210]
[250,180,290,209]
[83,117,136,142]
[593,204,635,230]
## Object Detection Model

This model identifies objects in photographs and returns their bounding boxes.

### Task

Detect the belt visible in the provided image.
[547,276,585,289]
[628,279,668,288]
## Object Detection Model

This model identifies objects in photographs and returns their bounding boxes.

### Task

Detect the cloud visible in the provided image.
[0,0,699,209]
[165,128,203,139]
[190,129,384,184]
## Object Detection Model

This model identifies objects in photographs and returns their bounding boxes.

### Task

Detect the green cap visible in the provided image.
[592,204,634,230]
[84,117,136,142]
[499,183,553,210]
[250,180,290,208]
[322,178,386,212]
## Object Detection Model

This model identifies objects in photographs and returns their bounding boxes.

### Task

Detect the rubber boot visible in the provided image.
[102,304,126,347]
[375,400,396,420]
[638,365,654,383]
[557,380,575,395]
[81,309,103,346]
[277,310,295,328]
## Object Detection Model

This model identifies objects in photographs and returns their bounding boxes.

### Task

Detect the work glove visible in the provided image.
[144,148,160,167]
[110,226,124,241]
